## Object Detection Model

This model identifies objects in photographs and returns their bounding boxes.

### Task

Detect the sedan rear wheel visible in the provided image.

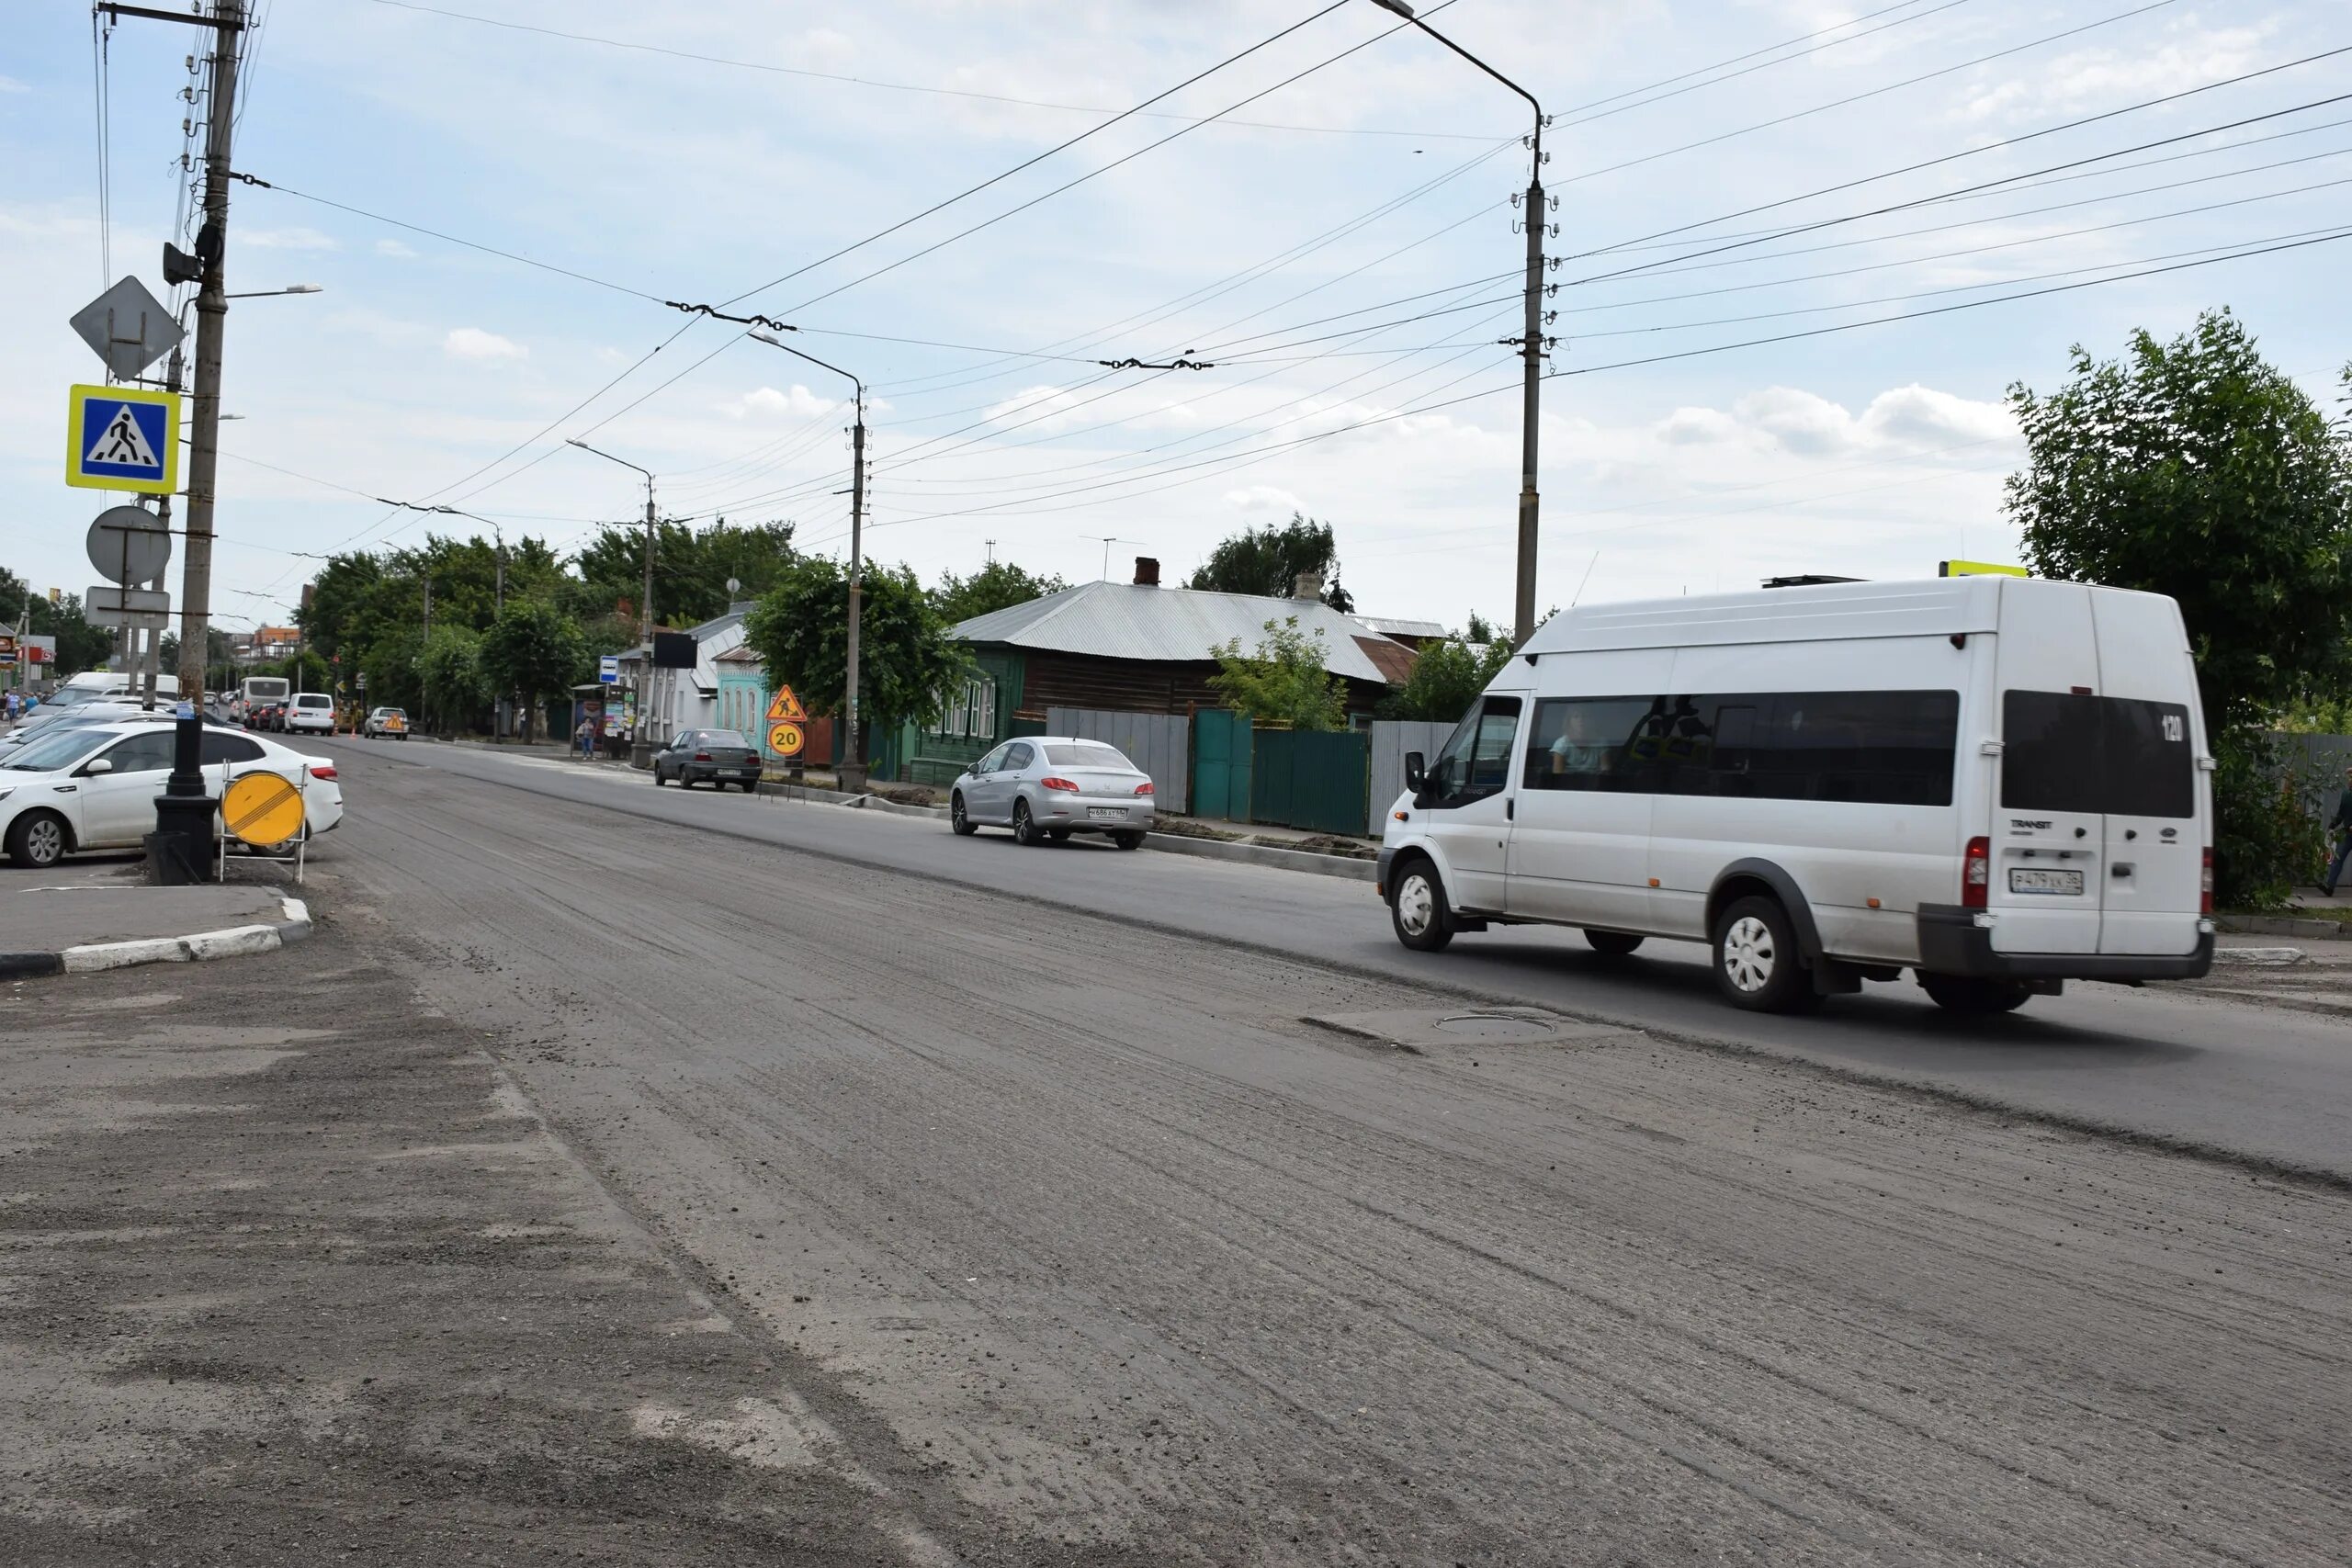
[1111,830,1144,851]
[1012,800,1042,847]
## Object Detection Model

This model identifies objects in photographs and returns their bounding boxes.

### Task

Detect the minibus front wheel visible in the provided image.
[1711,896,1820,1013]
[1389,859,1454,953]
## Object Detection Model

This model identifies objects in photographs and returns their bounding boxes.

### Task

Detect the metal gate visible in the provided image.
[1251,728,1369,836]
[1192,709,1251,822]
[1045,706,1190,814]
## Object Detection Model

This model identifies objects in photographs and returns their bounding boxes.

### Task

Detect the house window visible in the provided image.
[944,675,995,739]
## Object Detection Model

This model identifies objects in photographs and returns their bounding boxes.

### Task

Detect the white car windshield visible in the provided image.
[3,728,111,773]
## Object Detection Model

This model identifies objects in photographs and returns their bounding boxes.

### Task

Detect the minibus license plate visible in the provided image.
[2009,868,2084,896]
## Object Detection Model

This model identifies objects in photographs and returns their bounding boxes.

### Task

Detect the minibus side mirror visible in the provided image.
[1403,751,1425,797]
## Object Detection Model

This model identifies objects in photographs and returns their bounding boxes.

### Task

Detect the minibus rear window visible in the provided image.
[2002,692,2194,818]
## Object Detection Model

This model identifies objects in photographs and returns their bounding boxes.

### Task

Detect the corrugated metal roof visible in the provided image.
[1351,615,1447,640]
[954,581,1408,683]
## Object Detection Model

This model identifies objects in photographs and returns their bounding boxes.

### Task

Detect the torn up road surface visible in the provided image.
[240,762,2352,1564]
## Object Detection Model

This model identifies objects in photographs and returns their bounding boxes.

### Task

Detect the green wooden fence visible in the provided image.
[1250,728,1369,836]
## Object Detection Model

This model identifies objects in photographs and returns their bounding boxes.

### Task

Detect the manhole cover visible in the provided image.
[1433,1010,1559,1040]
[1306,1007,1640,1053]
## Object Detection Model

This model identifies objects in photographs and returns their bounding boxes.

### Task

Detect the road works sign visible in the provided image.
[765,684,809,758]
[66,385,181,495]
[222,772,305,849]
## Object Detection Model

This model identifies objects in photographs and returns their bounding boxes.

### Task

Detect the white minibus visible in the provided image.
[1375,577,2215,1015]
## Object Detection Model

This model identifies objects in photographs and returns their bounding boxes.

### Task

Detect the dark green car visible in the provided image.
[652,728,763,791]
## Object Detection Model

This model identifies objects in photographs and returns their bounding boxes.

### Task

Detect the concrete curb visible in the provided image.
[2217,914,2349,942]
[49,895,315,976]
[840,794,1378,882]
[1143,831,1378,883]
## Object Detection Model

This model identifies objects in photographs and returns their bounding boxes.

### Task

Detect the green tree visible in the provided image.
[1187,511,1354,612]
[743,559,967,742]
[573,517,797,628]
[1208,615,1348,731]
[418,625,492,733]
[481,600,589,743]
[933,559,1068,626]
[2005,309,2352,905]
[1382,623,1513,722]
[276,649,331,694]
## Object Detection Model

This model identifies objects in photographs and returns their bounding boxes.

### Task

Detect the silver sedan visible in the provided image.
[949,737,1156,849]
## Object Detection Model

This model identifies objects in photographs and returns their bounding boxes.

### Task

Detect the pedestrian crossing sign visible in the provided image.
[66,384,180,495]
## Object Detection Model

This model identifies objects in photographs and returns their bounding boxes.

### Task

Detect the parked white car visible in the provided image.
[0,718,344,869]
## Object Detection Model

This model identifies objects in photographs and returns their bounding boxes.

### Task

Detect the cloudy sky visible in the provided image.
[5,0,2346,636]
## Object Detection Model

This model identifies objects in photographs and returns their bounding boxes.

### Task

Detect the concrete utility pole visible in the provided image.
[1368,0,1550,645]
[174,0,243,699]
[748,331,867,789]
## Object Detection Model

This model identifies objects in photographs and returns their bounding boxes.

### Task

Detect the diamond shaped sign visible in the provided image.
[69,276,184,381]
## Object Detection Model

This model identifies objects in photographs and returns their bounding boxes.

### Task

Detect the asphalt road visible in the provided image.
[271,735,2352,1564]
[329,736,2351,1179]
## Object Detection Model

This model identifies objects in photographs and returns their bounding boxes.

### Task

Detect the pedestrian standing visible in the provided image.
[576,716,597,763]
[2322,763,2352,897]
[3,689,18,728]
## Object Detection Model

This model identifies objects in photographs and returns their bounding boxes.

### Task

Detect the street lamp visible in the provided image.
[748,329,871,792]
[565,438,662,766]
[1366,0,1550,646]
[168,281,324,702]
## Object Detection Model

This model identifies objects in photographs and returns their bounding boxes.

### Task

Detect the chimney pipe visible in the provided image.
[1293,570,1324,602]
[1133,556,1160,587]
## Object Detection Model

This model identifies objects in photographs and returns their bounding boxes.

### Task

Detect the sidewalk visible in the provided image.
[0,868,311,977]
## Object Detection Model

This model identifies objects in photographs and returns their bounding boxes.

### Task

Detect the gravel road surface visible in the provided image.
[102,734,2335,1564]
[339,737,2352,1178]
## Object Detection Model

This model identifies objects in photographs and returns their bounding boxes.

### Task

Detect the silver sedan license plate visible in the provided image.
[2009,867,2084,896]
[1088,807,1125,820]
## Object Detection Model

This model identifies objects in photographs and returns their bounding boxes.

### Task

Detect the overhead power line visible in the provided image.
[808,228,2352,534]
[719,2,1468,317]
[348,0,1498,140]
[1554,0,2186,190]
[1570,43,2352,268]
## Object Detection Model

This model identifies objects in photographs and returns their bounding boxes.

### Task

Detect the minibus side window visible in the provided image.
[1524,696,1668,793]
[1430,696,1521,807]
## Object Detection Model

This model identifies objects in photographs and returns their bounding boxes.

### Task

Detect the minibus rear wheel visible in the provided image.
[1584,930,1645,957]
[1917,973,2032,1015]
[1389,860,1454,953]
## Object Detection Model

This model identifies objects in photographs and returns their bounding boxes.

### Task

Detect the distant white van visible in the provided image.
[1376,577,2215,1015]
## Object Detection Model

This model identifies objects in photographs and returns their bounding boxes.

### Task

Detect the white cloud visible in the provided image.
[1960,23,2274,123]
[375,237,417,259]
[444,326,526,364]
[1656,406,1747,446]
[0,74,29,94]
[1220,484,1304,513]
[1857,385,2016,449]
[1735,387,1858,455]
[730,383,833,420]
[242,226,341,252]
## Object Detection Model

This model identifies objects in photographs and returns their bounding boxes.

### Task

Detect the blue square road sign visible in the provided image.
[66,384,181,495]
